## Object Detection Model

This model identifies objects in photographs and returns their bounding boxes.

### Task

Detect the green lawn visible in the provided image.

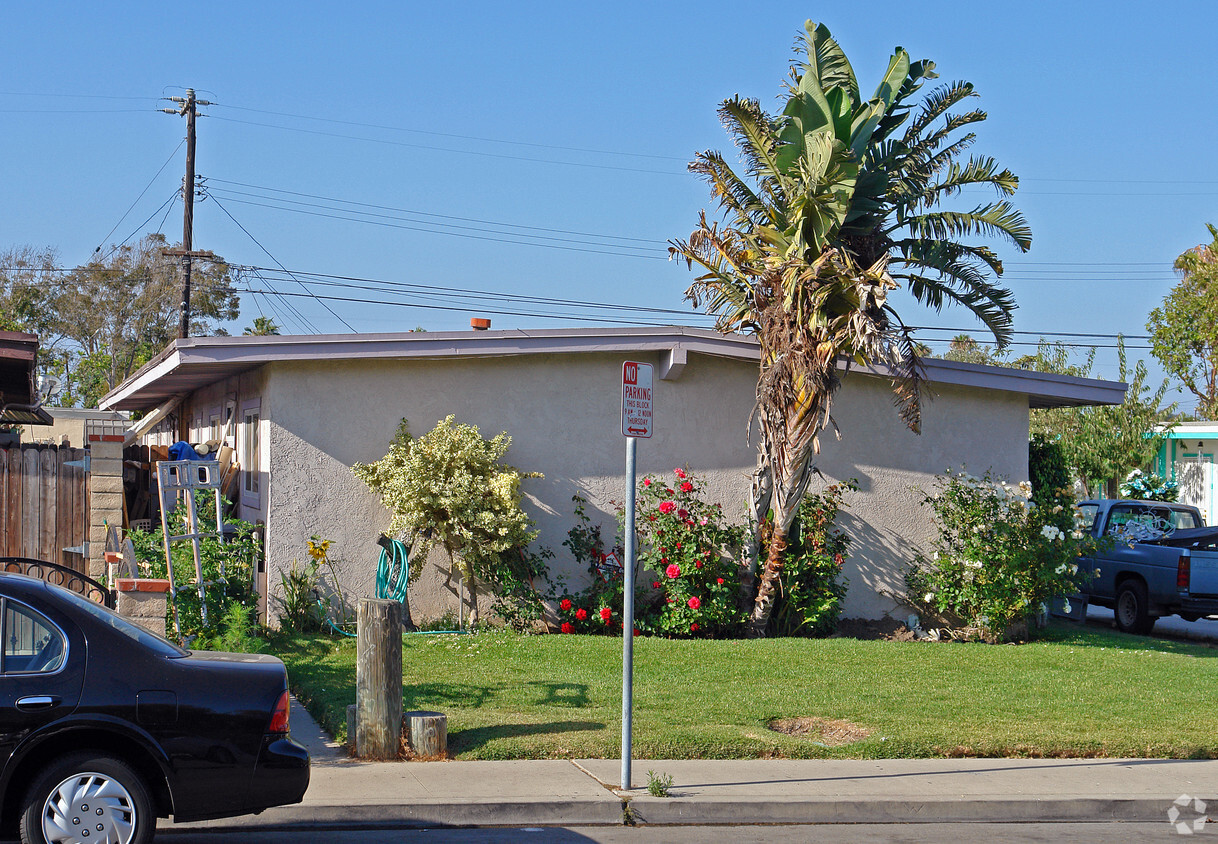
[273,624,1218,760]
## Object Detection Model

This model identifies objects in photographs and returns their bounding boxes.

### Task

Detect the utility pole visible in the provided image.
[162,89,212,339]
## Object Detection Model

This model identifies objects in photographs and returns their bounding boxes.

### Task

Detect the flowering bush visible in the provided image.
[1118,469,1179,502]
[906,468,1099,642]
[634,469,746,637]
[769,480,855,637]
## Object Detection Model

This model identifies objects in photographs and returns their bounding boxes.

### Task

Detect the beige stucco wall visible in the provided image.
[257,351,1030,625]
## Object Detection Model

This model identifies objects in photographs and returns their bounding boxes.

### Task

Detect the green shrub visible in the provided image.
[906,468,1099,642]
[769,480,855,637]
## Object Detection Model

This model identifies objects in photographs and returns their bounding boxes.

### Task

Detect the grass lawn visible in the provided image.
[273,623,1218,760]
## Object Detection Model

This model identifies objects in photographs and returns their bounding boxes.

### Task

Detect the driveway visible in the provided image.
[1085,605,1218,643]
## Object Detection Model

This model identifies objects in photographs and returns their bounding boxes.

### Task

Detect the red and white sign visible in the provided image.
[621,361,653,438]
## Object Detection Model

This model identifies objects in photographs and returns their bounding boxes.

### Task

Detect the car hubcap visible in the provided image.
[1118,593,1136,627]
[41,772,135,844]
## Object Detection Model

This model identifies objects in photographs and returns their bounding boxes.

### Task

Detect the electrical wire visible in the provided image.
[210,197,353,331]
[207,115,684,176]
[205,178,665,245]
[93,139,185,257]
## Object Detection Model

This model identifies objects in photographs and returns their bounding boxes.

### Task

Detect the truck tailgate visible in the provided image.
[1191,551,1218,596]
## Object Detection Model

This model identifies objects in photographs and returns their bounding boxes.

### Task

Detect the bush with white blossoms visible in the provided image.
[906,468,1100,642]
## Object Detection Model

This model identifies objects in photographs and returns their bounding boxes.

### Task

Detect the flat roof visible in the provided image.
[99,325,1127,412]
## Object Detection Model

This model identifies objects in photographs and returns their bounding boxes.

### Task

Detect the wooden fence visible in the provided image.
[0,444,88,568]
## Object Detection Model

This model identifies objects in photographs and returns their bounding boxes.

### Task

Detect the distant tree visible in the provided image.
[243,316,281,336]
[1147,224,1218,419]
[941,333,1005,365]
[1025,338,1176,495]
[5,233,240,407]
[0,245,61,336]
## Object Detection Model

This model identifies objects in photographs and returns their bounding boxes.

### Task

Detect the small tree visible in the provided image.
[1148,224,1218,419]
[352,415,539,628]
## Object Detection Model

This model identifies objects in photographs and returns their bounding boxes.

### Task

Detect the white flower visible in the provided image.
[923,592,935,603]
[1062,599,1072,614]
[1041,524,1063,542]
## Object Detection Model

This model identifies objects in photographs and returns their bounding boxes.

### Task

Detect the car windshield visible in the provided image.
[50,584,188,658]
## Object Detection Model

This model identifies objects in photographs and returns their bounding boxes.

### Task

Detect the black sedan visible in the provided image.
[0,572,309,844]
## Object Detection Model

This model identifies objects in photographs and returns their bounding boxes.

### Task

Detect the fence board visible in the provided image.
[5,450,20,554]
[21,448,39,557]
[39,447,56,562]
[0,446,87,564]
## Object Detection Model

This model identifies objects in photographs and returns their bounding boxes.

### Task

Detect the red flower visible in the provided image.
[658,501,676,515]
[561,622,574,634]
[687,596,701,610]
[665,563,680,579]
[678,509,689,519]
[834,553,844,567]
[575,608,588,621]
[666,598,674,604]
[675,543,681,549]
[680,481,693,493]
[716,577,725,585]
[643,478,652,487]
[666,488,674,495]
[560,598,572,611]
[695,560,703,569]
[674,468,687,479]
[633,628,641,636]
[600,607,612,622]
[652,581,662,589]
[690,622,699,632]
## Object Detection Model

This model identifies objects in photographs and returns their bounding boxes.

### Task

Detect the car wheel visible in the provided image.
[1114,580,1156,636]
[19,753,153,844]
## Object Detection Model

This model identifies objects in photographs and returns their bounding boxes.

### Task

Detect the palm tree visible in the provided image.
[670,21,1031,636]
[243,316,281,336]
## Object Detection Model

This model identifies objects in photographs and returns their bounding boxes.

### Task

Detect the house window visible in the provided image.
[241,400,261,508]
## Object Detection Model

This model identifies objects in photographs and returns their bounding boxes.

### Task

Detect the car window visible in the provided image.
[1106,504,1199,536]
[1077,504,1099,533]
[51,584,187,658]
[3,601,66,673]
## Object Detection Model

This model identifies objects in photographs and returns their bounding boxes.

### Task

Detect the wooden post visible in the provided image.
[403,710,448,758]
[355,598,402,760]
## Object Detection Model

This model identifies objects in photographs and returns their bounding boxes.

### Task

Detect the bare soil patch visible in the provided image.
[832,617,917,641]
[767,716,873,746]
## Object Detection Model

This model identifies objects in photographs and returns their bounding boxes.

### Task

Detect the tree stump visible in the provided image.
[403,710,448,758]
[355,598,403,760]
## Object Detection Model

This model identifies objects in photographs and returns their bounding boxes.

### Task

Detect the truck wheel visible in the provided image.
[19,753,154,844]
[1114,580,1156,636]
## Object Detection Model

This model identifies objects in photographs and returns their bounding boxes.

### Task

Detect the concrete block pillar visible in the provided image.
[115,578,170,638]
[87,435,125,582]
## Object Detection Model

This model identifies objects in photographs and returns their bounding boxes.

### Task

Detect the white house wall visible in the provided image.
[261,352,1029,624]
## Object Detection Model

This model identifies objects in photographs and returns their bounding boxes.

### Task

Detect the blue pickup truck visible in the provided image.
[1078,499,1218,634]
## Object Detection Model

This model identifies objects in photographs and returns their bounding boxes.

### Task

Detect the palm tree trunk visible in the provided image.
[748,527,788,637]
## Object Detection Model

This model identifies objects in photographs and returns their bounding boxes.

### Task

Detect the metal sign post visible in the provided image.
[620,361,652,790]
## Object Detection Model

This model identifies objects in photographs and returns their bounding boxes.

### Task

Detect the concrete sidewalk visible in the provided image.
[165,699,1218,831]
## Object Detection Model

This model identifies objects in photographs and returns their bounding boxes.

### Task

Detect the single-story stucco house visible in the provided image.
[99,325,1125,624]
[1152,421,1218,523]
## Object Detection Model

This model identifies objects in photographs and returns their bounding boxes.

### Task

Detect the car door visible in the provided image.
[0,595,85,767]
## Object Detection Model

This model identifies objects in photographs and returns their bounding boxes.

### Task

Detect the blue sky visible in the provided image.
[2,2,1216,410]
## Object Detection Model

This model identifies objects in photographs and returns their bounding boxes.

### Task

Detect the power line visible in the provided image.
[207,115,684,176]
[210,196,354,332]
[910,326,1151,340]
[93,139,185,258]
[205,178,665,245]
[213,103,687,162]
[209,193,667,259]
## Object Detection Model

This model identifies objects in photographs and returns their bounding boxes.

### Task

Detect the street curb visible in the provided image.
[626,796,1176,825]
[161,796,1179,832]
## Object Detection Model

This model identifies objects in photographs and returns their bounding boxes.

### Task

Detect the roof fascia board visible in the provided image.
[98,348,184,410]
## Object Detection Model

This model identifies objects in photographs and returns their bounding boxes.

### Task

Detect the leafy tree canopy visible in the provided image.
[0,233,239,407]
[1147,223,1218,419]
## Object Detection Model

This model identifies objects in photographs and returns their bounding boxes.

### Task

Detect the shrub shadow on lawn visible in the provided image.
[1041,621,1218,657]
[403,681,590,710]
[451,720,605,755]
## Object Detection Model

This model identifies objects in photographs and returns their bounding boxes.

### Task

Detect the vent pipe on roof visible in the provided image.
[470,318,491,331]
